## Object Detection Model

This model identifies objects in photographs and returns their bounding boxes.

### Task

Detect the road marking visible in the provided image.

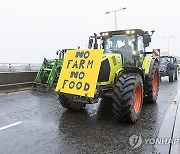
[0,122,22,131]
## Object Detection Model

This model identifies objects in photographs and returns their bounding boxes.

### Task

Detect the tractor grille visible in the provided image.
[98,59,110,82]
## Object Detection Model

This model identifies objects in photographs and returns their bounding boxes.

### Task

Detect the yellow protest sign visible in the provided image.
[55,49,103,98]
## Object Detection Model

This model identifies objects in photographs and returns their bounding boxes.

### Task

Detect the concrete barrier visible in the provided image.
[155,88,180,154]
[170,89,180,154]
[0,72,37,91]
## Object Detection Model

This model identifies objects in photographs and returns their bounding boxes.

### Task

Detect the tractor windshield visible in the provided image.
[160,57,173,65]
[104,35,135,54]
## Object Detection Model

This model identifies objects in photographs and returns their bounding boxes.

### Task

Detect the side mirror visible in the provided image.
[143,35,151,47]
[88,38,93,49]
[56,50,59,55]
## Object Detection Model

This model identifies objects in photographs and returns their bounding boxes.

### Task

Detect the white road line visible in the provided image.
[0,122,22,131]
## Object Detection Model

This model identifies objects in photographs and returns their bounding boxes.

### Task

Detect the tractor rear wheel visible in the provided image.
[169,71,174,82]
[113,74,143,123]
[144,61,159,103]
[175,69,178,81]
[58,94,86,111]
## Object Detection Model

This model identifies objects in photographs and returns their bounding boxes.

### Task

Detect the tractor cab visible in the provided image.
[160,56,176,65]
[89,29,154,67]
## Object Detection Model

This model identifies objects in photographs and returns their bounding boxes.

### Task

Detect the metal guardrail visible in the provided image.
[0,63,40,72]
[0,63,40,91]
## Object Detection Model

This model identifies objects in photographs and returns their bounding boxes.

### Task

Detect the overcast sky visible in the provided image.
[0,0,179,63]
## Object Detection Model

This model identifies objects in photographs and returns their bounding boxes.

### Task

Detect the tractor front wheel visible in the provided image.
[58,94,86,111]
[113,74,143,123]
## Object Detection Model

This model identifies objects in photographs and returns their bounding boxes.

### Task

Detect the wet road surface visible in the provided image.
[0,77,179,154]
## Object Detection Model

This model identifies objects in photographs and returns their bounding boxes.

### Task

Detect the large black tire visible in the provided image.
[144,60,159,103]
[169,70,177,82]
[58,94,86,111]
[175,69,178,81]
[169,70,174,82]
[113,74,143,123]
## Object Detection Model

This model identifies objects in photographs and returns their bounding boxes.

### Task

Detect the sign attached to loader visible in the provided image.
[55,49,103,98]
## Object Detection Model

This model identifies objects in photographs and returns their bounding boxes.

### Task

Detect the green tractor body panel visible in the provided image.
[97,53,123,86]
[98,54,153,86]
[142,56,152,75]
[33,58,63,91]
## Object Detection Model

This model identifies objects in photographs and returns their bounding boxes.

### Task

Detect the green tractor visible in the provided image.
[56,29,159,123]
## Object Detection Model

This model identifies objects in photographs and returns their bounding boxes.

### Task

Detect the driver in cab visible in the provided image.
[119,40,132,52]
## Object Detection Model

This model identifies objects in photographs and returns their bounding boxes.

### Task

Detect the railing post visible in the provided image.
[9,64,11,72]
[29,64,31,71]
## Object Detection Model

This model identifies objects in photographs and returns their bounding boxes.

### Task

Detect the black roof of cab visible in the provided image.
[100,29,147,37]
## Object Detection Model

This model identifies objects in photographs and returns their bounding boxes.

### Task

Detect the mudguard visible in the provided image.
[142,56,159,75]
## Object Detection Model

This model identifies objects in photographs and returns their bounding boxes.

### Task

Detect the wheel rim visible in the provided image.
[153,71,158,96]
[134,86,142,113]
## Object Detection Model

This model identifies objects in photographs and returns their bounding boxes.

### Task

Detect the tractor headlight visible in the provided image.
[140,54,144,58]
[132,51,137,55]
[102,32,108,36]
[126,30,135,35]
[126,30,130,35]
[131,30,135,34]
